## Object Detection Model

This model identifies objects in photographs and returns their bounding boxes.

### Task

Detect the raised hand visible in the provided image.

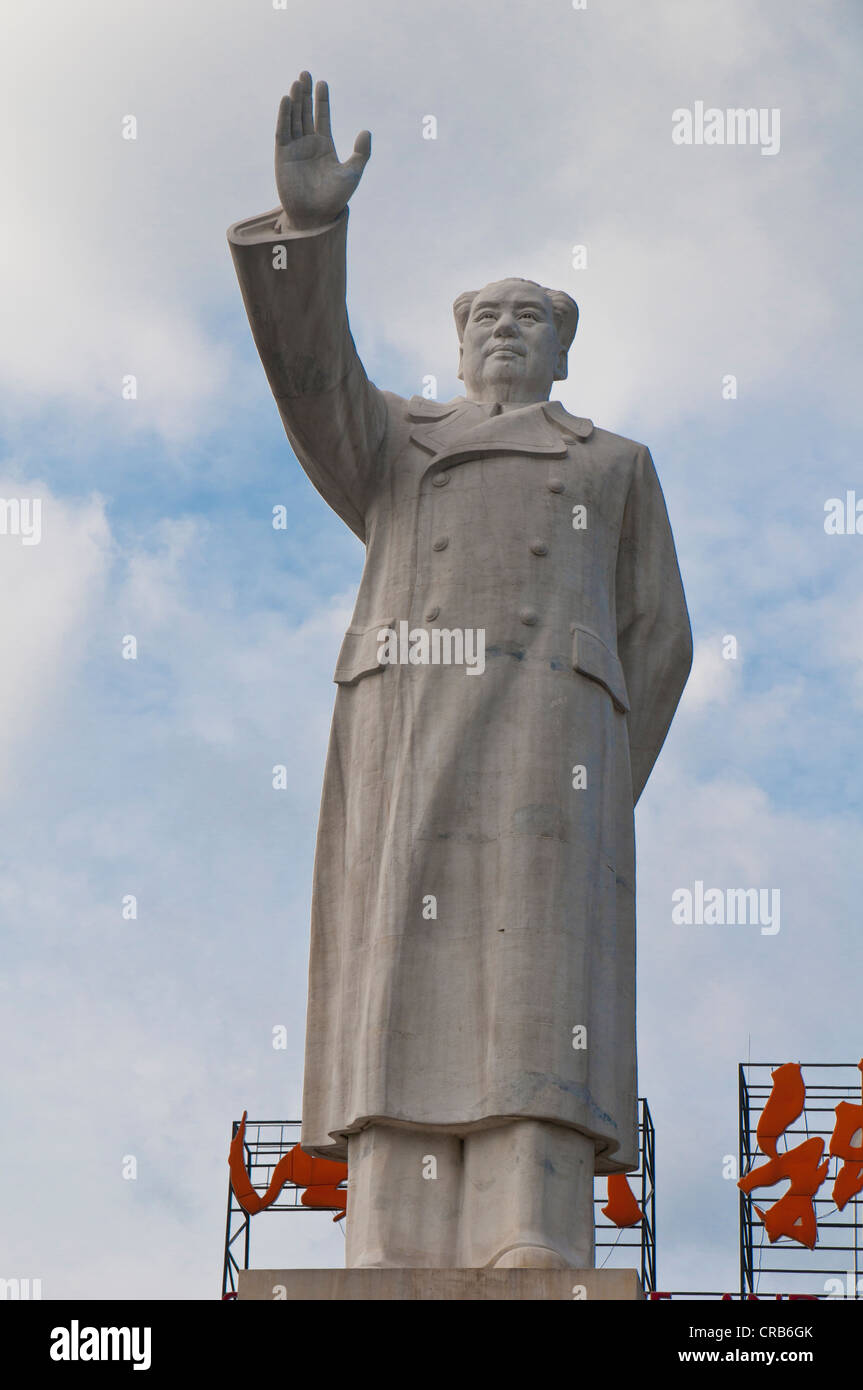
[275,71,371,231]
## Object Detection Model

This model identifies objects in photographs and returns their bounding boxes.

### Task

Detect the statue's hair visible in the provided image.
[453,279,579,351]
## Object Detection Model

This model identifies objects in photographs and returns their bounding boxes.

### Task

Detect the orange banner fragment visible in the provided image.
[228,1112,348,1218]
[739,1065,828,1249]
[830,1059,863,1211]
[602,1173,644,1227]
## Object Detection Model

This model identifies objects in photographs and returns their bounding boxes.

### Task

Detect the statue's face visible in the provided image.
[459,279,567,404]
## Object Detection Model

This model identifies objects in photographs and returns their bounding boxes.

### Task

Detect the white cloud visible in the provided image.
[680,635,740,712]
[0,477,111,773]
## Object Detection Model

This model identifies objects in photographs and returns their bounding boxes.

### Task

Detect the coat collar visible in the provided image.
[407,396,594,468]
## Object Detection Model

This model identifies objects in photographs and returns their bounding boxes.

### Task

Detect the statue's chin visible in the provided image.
[484,361,522,379]
[466,369,524,400]
[464,364,551,405]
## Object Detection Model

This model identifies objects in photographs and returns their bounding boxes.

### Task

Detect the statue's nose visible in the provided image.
[493,316,517,337]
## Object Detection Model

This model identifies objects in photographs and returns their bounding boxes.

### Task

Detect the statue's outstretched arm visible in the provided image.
[228,73,386,541]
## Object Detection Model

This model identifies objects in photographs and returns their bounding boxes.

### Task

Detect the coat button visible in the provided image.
[547,478,564,493]
[432,536,449,551]
[519,607,538,626]
[425,606,440,621]
[530,540,549,556]
[432,472,450,487]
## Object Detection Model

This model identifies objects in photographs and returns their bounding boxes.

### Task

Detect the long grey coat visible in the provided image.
[228,208,692,1172]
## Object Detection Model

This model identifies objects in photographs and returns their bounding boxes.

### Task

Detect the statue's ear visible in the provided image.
[457,345,464,382]
[553,347,569,382]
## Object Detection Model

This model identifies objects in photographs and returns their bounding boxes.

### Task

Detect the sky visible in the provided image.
[1,0,862,1300]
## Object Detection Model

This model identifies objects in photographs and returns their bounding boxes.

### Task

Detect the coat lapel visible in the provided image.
[408,396,593,469]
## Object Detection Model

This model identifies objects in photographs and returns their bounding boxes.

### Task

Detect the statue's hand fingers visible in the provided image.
[299,70,314,135]
[276,95,292,146]
[345,129,371,175]
[289,80,303,139]
[314,79,332,142]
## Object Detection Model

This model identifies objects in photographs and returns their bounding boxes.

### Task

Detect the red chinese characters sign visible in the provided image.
[738,1059,863,1248]
[229,1112,347,1220]
[228,1114,646,1230]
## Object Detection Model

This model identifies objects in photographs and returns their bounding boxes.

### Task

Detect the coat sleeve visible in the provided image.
[227,206,388,542]
[615,445,692,805]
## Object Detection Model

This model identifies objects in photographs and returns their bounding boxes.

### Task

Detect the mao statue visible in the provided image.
[228,71,692,1270]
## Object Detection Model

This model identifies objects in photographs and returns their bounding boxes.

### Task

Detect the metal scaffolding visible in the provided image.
[222,1119,320,1298]
[594,1097,657,1292]
[223,1099,656,1296]
[739,1061,863,1299]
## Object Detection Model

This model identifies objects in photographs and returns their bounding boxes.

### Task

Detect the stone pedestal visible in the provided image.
[238,1268,643,1301]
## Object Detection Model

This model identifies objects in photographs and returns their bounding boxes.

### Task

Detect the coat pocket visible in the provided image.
[333,620,394,686]
[571,625,630,713]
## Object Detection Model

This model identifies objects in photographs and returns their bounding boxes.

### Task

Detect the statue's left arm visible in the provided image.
[615,445,693,805]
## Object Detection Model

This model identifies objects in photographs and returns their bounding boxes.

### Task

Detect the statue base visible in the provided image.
[237,1268,643,1301]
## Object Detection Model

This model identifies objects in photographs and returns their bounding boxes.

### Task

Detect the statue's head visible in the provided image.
[453,278,578,405]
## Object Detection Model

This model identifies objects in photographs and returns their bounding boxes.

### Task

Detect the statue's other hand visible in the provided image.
[275,71,371,231]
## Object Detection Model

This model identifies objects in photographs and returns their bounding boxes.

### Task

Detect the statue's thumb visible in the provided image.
[347,130,372,172]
